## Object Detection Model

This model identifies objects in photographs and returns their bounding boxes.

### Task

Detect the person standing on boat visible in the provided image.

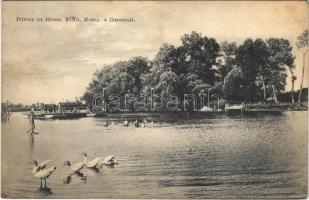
[27,106,38,135]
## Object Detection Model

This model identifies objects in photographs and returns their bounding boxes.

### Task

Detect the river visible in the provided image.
[1,111,307,198]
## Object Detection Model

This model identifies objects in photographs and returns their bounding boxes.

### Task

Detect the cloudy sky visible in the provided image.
[2,1,308,104]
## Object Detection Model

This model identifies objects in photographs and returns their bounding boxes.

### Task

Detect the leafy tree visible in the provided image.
[180,31,220,86]
[234,38,294,103]
[217,41,237,81]
[141,44,179,109]
[82,57,151,110]
[266,38,294,103]
[235,39,263,102]
[141,44,178,96]
[223,66,244,101]
[253,39,270,101]
[83,31,297,110]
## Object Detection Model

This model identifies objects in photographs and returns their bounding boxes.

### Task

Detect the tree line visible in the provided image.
[82,30,308,111]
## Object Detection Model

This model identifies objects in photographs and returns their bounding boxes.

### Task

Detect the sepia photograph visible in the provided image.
[1,1,308,199]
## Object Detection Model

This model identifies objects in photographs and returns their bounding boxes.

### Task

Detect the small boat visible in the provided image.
[225,104,245,114]
[44,114,55,119]
[87,112,107,117]
[199,106,215,112]
[31,114,47,119]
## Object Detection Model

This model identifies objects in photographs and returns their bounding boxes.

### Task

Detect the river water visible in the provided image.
[1,111,307,198]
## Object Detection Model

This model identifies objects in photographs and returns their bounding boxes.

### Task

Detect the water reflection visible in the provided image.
[29,135,35,154]
[63,172,87,184]
[1,113,10,123]
[26,114,39,136]
[37,187,53,196]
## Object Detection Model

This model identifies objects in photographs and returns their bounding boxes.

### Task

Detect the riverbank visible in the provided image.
[245,102,308,111]
[6,102,307,121]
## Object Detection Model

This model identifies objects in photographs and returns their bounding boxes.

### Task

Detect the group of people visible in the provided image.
[27,108,155,134]
[124,118,153,128]
[102,118,153,128]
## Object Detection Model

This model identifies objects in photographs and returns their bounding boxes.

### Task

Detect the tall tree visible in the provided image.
[217,41,237,81]
[141,44,179,109]
[266,38,294,103]
[141,44,178,96]
[82,57,151,109]
[296,30,308,103]
[235,39,262,102]
[223,66,244,101]
[180,31,220,86]
[253,39,270,101]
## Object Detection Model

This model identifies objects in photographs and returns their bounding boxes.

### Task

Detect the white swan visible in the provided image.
[63,161,86,174]
[31,160,56,188]
[101,155,118,166]
[31,160,51,174]
[82,153,103,169]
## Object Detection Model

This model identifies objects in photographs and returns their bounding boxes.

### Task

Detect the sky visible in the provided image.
[2,1,308,104]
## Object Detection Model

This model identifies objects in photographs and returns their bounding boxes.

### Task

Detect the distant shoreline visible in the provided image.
[7,102,308,113]
[9,107,308,115]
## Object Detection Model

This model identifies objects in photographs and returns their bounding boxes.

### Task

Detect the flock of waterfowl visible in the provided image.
[31,153,118,188]
[29,116,156,189]
[30,118,157,188]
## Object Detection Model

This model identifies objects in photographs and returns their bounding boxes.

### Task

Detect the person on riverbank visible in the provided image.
[133,119,139,128]
[124,119,129,126]
[141,118,147,128]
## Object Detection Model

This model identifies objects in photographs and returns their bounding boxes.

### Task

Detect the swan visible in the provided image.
[82,153,103,169]
[63,161,86,174]
[101,155,118,166]
[31,160,56,188]
[31,160,51,174]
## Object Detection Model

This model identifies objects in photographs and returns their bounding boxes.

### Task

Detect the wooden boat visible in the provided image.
[225,104,245,114]
[87,112,107,117]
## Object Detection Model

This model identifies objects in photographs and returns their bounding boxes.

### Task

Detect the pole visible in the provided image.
[207,89,210,108]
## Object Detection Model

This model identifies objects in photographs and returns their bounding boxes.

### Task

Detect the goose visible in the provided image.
[82,153,103,169]
[63,161,86,174]
[31,160,56,188]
